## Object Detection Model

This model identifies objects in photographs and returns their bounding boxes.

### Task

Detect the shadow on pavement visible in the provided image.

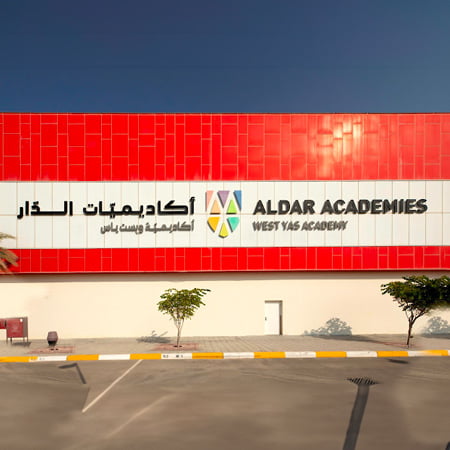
[137,330,170,344]
[420,333,450,340]
[9,341,31,348]
[306,334,410,347]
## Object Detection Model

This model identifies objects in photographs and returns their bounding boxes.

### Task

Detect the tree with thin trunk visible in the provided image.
[157,288,210,348]
[381,275,450,347]
[0,233,18,274]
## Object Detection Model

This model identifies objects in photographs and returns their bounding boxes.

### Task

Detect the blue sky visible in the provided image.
[1,0,449,113]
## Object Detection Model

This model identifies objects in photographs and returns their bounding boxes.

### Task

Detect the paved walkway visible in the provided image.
[0,334,449,359]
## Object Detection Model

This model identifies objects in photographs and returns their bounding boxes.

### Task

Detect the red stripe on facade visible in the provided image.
[10,246,450,273]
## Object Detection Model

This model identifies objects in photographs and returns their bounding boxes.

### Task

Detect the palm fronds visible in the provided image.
[0,233,18,273]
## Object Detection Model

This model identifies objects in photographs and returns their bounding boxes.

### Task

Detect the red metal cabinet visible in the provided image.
[3,317,28,343]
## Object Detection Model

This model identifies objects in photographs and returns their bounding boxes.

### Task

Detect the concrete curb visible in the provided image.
[0,349,449,362]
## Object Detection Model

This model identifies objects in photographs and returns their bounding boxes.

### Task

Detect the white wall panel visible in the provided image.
[426,181,443,213]
[69,216,87,248]
[426,213,443,245]
[358,215,376,246]
[52,182,70,210]
[375,214,392,246]
[444,214,450,245]
[53,216,70,248]
[375,180,393,199]
[392,215,409,246]
[307,181,325,207]
[69,182,87,208]
[409,214,426,245]
[1,182,17,215]
[443,181,450,213]
[35,217,53,248]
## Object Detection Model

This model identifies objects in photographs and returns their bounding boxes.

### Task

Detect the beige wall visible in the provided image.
[1,271,449,339]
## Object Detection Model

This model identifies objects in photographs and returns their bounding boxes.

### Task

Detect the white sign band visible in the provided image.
[1,180,448,249]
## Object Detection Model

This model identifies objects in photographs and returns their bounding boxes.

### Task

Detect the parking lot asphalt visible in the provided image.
[0,358,449,450]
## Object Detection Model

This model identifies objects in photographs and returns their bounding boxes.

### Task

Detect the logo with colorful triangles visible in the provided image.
[206,190,242,238]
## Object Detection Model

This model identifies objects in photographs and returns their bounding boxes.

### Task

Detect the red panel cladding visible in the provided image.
[3,157,21,179]
[423,246,441,268]
[86,135,102,157]
[85,114,102,134]
[41,249,58,272]
[111,114,129,134]
[443,247,450,268]
[41,124,57,146]
[424,164,440,178]
[248,124,264,146]
[362,247,378,270]
[290,248,307,270]
[68,164,85,180]
[21,141,33,168]
[317,248,333,270]
[186,134,201,157]
[41,164,58,180]
[164,248,175,272]
[69,146,84,165]
[263,248,281,270]
[220,164,237,180]
[41,147,57,165]
[185,248,201,271]
[264,157,281,179]
[221,248,239,271]
[306,248,317,270]
[248,164,264,180]
[222,124,238,147]
[112,157,129,180]
[332,247,343,270]
[68,124,84,146]
[8,246,450,273]
[185,115,201,134]
[111,134,129,157]
[111,248,129,272]
[184,157,200,179]
[86,157,102,181]
[4,134,20,157]
[58,249,69,272]
[4,114,20,133]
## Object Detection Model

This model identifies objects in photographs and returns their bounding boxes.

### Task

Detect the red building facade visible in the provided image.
[1,113,449,274]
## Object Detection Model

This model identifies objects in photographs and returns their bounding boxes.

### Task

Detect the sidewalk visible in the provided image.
[0,334,449,361]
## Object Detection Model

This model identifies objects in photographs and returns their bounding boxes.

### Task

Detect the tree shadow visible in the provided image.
[136,330,170,344]
[304,317,353,337]
[421,316,450,336]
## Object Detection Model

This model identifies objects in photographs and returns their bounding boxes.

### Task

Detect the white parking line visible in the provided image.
[106,395,175,438]
[82,359,142,413]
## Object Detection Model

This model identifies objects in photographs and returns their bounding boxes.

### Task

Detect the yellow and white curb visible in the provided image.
[0,349,448,363]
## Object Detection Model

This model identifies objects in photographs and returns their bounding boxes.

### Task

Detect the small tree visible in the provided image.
[0,233,18,274]
[381,275,450,347]
[157,288,210,348]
